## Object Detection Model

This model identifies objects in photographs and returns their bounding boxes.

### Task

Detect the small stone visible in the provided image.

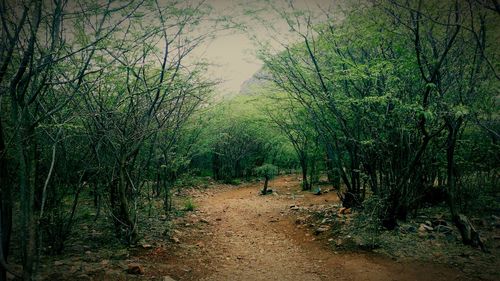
[171,237,180,243]
[406,225,417,233]
[163,276,176,281]
[75,274,91,281]
[314,226,329,235]
[295,217,306,224]
[126,263,144,275]
[435,225,453,234]
[54,260,64,266]
[141,244,152,249]
[100,260,110,265]
[199,218,210,224]
[418,223,433,232]
[338,207,351,215]
[432,219,448,227]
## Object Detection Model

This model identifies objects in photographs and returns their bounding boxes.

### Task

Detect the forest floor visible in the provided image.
[33,175,499,281]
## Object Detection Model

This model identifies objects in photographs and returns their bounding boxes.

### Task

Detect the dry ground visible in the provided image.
[138,175,476,281]
[34,175,498,281]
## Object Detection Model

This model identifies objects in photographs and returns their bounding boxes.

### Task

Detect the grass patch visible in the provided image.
[183,198,196,211]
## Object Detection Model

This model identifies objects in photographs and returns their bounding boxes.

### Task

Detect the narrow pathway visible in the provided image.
[184,176,470,281]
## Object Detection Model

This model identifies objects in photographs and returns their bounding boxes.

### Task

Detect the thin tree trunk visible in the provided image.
[0,115,13,281]
[262,176,269,194]
[118,160,137,244]
[300,157,309,190]
[445,119,486,251]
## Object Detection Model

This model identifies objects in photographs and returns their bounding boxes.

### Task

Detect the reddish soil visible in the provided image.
[140,175,475,281]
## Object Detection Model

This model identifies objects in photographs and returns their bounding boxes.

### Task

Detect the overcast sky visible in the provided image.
[189,0,337,95]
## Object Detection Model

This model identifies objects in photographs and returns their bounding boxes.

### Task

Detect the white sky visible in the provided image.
[190,0,338,95]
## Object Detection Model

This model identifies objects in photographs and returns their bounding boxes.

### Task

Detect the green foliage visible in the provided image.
[183,198,196,212]
[257,0,500,230]
[254,164,278,179]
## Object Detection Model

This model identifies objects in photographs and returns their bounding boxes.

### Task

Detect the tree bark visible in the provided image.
[0,115,13,281]
[445,119,486,251]
[300,157,310,190]
[262,176,269,194]
[118,160,137,244]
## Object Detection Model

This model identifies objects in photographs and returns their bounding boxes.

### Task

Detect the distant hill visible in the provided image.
[239,68,273,96]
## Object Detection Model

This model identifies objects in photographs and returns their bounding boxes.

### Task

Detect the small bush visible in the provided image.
[254,164,278,179]
[183,198,196,211]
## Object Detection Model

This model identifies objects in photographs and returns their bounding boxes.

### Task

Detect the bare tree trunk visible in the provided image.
[14,107,37,281]
[300,157,310,190]
[0,115,13,281]
[118,160,137,244]
[445,119,486,251]
[262,176,269,194]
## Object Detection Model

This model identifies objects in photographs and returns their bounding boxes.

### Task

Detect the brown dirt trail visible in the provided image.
[172,175,471,281]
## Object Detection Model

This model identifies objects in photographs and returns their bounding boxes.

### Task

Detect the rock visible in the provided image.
[75,274,92,281]
[418,223,433,232]
[400,225,417,234]
[54,260,64,266]
[295,217,306,224]
[163,276,177,281]
[314,226,330,235]
[100,259,110,266]
[435,225,453,234]
[290,206,300,211]
[432,219,448,227]
[141,243,153,249]
[126,263,144,275]
[199,218,210,224]
[424,220,432,227]
[171,236,180,243]
[338,207,351,215]
[407,225,417,233]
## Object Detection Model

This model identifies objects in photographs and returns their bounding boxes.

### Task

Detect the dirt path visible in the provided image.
[171,175,471,281]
